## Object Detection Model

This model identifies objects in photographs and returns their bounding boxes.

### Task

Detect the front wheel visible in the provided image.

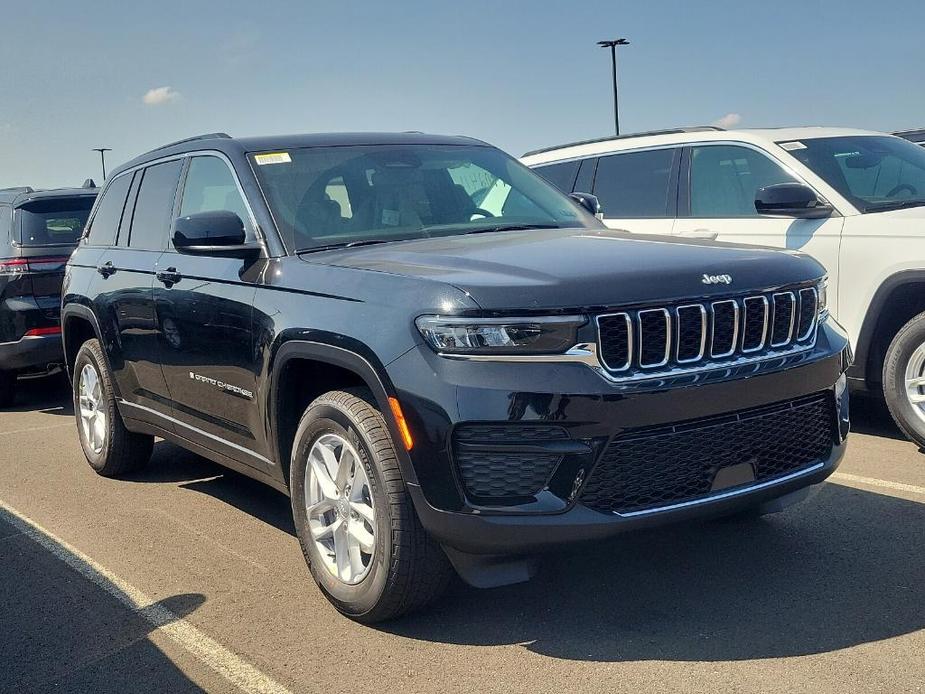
[0,370,15,408]
[883,310,925,448]
[290,388,452,622]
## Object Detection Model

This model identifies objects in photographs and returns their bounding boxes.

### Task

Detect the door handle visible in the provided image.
[96,261,116,277]
[156,267,182,286]
[677,229,719,240]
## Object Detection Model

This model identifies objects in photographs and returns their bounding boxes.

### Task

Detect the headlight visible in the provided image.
[415,315,586,355]
[818,278,829,320]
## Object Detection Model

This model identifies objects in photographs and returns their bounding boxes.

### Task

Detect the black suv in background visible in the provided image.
[0,184,97,405]
[63,132,850,622]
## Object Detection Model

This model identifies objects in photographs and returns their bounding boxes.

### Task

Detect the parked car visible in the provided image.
[523,126,925,446]
[62,132,850,622]
[895,128,925,145]
[0,183,97,406]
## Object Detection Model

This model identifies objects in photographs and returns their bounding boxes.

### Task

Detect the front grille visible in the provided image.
[596,286,818,379]
[580,394,835,515]
[453,424,568,499]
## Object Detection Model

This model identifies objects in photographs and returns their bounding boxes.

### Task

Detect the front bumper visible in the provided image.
[0,333,64,372]
[386,320,851,555]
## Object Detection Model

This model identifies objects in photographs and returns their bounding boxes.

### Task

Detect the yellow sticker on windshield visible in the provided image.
[254,152,292,165]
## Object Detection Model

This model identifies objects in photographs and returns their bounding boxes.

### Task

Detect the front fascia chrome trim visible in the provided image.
[638,308,671,368]
[710,300,739,358]
[771,291,797,347]
[119,400,272,465]
[595,312,632,371]
[741,296,769,354]
[676,304,707,363]
[612,461,826,517]
[798,287,820,341]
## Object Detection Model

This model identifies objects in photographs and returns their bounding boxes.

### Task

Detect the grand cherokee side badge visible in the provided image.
[702,273,733,285]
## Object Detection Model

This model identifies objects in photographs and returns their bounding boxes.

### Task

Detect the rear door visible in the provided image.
[153,155,265,468]
[96,160,183,421]
[592,148,680,235]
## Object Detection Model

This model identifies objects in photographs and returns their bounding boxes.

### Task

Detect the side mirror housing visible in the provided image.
[755,183,833,219]
[570,192,603,219]
[172,210,260,257]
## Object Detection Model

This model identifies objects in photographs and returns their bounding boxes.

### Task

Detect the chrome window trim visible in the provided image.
[595,312,633,372]
[798,287,820,341]
[710,299,740,358]
[637,308,671,368]
[741,296,769,354]
[676,304,707,364]
[770,291,797,347]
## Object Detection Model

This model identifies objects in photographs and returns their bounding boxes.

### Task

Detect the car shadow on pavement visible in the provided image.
[383,483,925,663]
[5,373,73,416]
[0,511,206,692]
[849,393,911,442]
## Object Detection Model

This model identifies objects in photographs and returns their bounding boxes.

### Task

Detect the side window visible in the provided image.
[179,156,250,223]
[689,145,797,217]
[574,157,597,194]
[593,149,676,218]
[85,174,132,246]
[0,205,11,243]
[129,160,183,251]
[533,160,580,193]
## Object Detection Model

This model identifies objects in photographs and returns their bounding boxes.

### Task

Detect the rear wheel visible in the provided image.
[883,311,925,448]
[0,370,15,408]
[290,388,452,622]
[73,339,154,476]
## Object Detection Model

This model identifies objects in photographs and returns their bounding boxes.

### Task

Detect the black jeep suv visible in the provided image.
[62,132,851,622]
[1,184,97,405]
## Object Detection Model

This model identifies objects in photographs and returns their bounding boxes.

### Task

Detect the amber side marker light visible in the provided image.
[388,397,414,451]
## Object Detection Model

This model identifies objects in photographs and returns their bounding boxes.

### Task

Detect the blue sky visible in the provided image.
[1,0,923,188]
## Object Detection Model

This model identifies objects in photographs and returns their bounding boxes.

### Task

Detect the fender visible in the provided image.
[266,338,419,487]
[851,269,925,385]
[60,302,112,383]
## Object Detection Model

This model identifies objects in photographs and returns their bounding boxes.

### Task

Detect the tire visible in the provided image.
[290,388,452,622]
[883,311,925,449]
[73,339,154,476]
[0,370,15,408]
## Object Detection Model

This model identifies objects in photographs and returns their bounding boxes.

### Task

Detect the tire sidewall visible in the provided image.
[884,314,925,447]
[290,401,392,617]
[73,343,113,470]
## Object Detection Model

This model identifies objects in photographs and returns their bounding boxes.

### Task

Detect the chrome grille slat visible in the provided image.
[596,286,820,380]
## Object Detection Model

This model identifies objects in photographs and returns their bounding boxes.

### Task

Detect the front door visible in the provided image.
[672,144,844,314]
[153,155,266,469]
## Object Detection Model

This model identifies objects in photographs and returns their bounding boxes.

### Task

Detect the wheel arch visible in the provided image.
[61,304,106,380]
[852,270,925,390]
[267,339,418,489]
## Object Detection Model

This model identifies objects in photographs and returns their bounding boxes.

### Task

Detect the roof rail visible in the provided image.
[522,126,725,158]
[145,132,232,155]
[0,186,34,195]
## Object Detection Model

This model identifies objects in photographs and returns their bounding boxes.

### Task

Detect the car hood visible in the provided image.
[302,228,825,311]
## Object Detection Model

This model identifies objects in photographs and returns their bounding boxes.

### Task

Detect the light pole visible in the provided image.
[597,38,629,136]
[92,148,112,180]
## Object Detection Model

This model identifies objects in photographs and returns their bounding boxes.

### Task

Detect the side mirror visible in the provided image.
[570,192,604,219]
[755,183,833,219]
[172,210,259,257]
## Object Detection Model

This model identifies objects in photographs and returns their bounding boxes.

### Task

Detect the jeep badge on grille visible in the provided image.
[702,273,733,285]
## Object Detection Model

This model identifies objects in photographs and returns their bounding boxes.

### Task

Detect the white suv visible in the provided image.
[523,126,925,446]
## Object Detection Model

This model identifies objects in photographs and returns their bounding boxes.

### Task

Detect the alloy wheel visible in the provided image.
[78,363,107,454]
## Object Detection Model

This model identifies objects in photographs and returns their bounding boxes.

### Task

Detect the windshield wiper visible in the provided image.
[295,239,394,254]
[464,223,561,235]
[864,199,925,212]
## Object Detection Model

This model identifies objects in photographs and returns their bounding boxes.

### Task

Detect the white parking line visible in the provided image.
[831,472,925,496]
[0,499,292,694]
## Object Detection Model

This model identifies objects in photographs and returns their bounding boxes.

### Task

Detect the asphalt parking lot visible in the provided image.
[1,379,923,694]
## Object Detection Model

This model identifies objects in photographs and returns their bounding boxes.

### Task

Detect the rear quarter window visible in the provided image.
[533,160,580,193]
[17,197,95,246]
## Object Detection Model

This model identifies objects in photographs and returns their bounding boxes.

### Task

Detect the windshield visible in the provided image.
[17,197,95,246]
[248,144,598,252]
[782,135,925,213]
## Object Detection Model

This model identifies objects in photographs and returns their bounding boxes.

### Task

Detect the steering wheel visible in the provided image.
[886,183,917,198]
[469,208,496,219]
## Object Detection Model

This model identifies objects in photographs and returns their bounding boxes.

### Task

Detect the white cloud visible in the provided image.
[142,86,181,106]
[712,112,742,129]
